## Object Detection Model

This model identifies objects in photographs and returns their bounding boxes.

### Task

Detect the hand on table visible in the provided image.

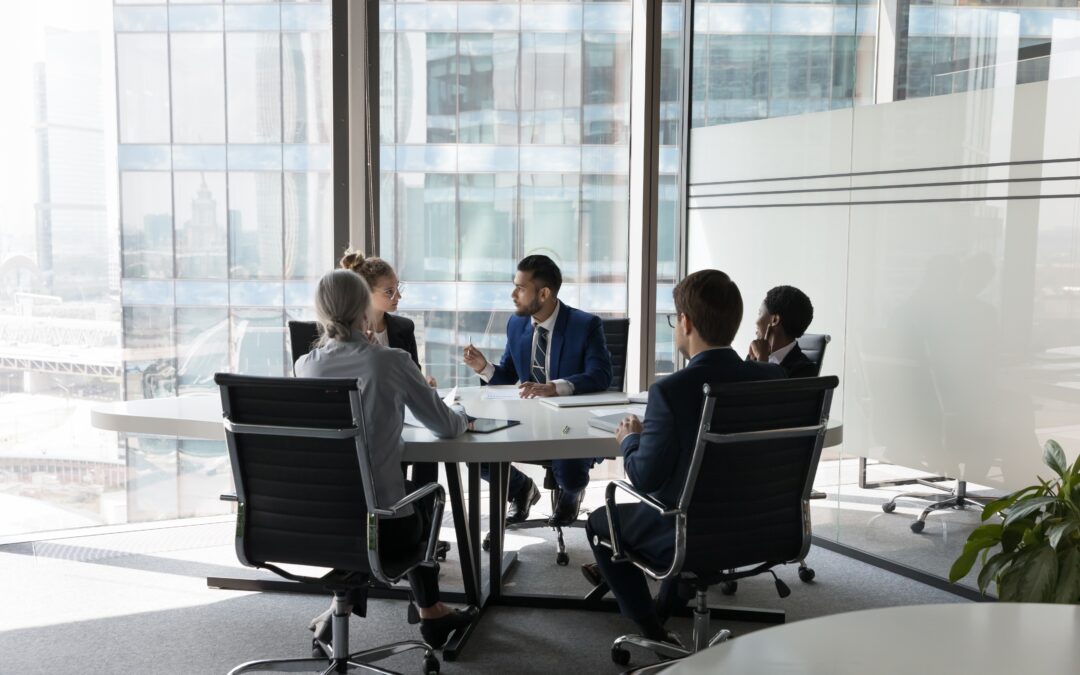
[615,414,643,444]
[518,382,557,398]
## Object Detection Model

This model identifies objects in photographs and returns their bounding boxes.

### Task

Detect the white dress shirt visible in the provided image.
[294,330,467,516]
[768,340,797,366]
[478,302,574,396]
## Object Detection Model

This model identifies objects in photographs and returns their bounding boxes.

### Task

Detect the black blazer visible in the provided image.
[384,313,421,371]
[779,342,819,378]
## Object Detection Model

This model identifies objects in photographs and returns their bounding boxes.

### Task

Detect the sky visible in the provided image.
[0,0,116,260]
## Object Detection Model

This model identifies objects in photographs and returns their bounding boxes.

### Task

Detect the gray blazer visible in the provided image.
[294,330,467,515]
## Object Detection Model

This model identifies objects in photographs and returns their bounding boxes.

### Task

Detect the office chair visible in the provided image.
[482,318,631,566]
[595,376,838,668]
[287,319,451,559]
[216,373,443,675]
[287,319,320,365]
[719,333,830,595]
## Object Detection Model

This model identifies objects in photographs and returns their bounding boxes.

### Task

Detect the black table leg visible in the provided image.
[444,462,478,604]
[488,462,506,601]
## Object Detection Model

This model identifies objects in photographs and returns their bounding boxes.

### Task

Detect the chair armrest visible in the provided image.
[220,493,238,502]
[368,482,447,581]
[603,480,680,564]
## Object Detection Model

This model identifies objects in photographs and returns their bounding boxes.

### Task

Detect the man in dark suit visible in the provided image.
[584,270,785,644]
[746,285,817,378]
[463,255,613,526]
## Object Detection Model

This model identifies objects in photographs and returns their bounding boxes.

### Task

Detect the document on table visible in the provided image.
[482,386,522,400]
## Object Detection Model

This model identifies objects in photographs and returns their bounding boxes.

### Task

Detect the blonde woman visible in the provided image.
[340,248,436,387]
[295,269,475,648]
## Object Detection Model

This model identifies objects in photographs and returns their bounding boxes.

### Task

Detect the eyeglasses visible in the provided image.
[666,313,681,329]
[378,284,404,299]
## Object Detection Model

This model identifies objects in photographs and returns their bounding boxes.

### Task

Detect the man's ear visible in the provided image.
[538,286,551,304]
[680,313,694,337]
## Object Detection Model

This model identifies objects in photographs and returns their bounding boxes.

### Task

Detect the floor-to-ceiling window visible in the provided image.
[0,0,333,536]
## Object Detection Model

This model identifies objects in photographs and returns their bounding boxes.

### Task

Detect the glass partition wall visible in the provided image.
[687,0,1080,592]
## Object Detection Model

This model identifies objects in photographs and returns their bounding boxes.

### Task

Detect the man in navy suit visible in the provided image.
[746,285,817,377]
[463,255,613,526]
[584,270,785,644]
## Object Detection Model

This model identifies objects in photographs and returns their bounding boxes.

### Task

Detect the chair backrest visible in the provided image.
[602,318,630,392]
[676,376,838,575]
[796,333,831,376]
[216,373,380,573]
[287,320,321,365]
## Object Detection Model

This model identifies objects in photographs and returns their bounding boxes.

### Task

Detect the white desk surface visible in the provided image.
[91,386,842,463]
[665,603,1080,675]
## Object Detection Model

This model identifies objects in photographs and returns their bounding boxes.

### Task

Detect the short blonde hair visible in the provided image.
[314,269,371,345]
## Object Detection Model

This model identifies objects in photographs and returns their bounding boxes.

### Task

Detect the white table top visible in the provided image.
[91,386,842,463]
[664,603,1080,675]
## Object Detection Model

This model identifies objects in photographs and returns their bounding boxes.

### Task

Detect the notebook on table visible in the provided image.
[587,413,625,433]
[539,392,630,408]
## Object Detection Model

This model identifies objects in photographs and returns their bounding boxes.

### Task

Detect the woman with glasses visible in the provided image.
[295,269,475,649]
[340,248,437,387]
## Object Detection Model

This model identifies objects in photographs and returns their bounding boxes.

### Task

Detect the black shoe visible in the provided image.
[419,607,478,649]
[506,479,540,525]
[547,488,585,527]
[581,562,602,587]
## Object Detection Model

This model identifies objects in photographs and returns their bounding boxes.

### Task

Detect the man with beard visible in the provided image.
[463,254,613,526]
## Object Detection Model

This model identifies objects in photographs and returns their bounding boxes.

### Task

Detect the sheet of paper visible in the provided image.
[442,386,459,406]
[482,387,522,400]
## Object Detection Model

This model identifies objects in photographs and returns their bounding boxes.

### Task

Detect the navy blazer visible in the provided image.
[487,302,613,394]
[622,348,786,507]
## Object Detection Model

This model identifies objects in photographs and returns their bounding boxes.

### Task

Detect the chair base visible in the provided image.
[609,590,732,670]
[882,480,994,533]
[228,593,438,675]
[483,483,585,566]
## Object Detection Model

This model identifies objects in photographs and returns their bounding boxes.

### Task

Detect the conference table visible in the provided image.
[662,602,1080,674]
[91,385,843,661]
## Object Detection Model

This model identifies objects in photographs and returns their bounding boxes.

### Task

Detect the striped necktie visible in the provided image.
[530,325,549,384]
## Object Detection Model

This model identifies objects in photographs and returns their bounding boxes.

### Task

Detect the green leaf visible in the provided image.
[982,487,1039,521]
[997,564,1024,601]
[1016,546,1059,602]
[1045,440,1068,478]
[1003,496,1058,528]
[1001,520,1032,554]
[966,523,1004,546]
[1048,521,1078,549]
[950,545,981,582]
[1054,547,1080,604]
[977,551,1012,595]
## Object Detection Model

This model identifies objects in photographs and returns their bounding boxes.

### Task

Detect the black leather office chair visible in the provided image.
[287,320,320,366]
[216,373,443,675]
[603,317,630,392]
[482,317,631,566]
[797,333,830,376]
[596,376,838,668]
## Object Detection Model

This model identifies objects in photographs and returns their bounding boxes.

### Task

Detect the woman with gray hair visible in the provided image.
[295,269,475,649]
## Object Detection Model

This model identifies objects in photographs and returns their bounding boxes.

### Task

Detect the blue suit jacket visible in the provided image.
[622,348,786,507]
[487,302,613,394]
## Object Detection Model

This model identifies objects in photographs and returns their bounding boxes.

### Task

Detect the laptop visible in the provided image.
[539,392,630,408]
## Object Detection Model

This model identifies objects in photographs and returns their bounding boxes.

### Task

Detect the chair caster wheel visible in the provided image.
[481,535,491,552]
[720,581,737,595]
[423,655,440,674]
[556,552,569,566]
[611,647,630,666]
[882,502,896,513]
[799,567,816,582]
[910,520,925,533]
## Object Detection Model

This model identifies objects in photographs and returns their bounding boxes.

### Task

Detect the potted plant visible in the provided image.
[949,440,1080,602]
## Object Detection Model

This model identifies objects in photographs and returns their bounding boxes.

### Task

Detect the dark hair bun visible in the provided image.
[339,248,366,271]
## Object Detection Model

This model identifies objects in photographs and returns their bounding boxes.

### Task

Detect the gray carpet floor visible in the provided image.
[0,512,967,675]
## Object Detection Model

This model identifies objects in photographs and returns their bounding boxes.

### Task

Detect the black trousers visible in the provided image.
[586,505,689,633]
[379,480,439,608]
